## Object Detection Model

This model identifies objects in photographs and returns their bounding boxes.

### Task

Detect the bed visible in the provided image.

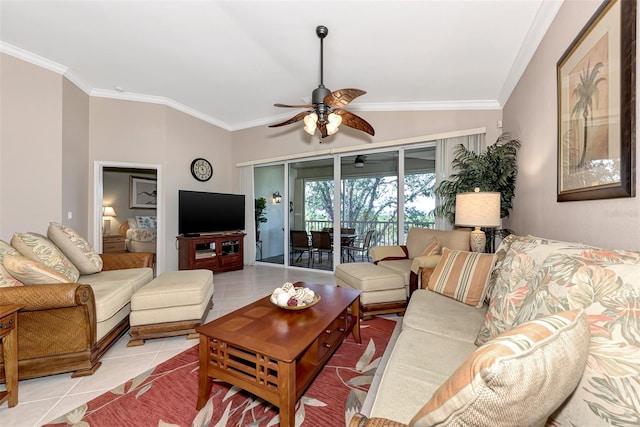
[119,217,157,253]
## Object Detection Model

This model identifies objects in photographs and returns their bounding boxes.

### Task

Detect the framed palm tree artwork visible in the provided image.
[557,0,636,202]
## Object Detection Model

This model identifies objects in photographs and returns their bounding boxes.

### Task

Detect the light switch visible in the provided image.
[67,212,73,220]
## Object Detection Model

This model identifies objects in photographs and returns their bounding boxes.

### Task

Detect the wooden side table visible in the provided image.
[0,304,23,408]
[103,234,126,253]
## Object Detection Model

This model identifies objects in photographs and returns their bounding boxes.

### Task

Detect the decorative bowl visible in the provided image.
[272,294,321,310]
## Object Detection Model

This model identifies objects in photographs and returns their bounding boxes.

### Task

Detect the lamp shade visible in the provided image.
[102,206,117,217]
[455,190,500,228]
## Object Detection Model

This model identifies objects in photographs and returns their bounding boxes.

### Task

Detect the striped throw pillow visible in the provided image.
[427,248,496,308]
[421,237,441,256]
[409,310,590,427]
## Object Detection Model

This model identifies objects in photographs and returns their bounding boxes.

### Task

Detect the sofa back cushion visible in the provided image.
[409,310,590,427]
[427,248,495,308]
[405,228,470,259]
[11,232,80,282]
[511,248,640,426]
[0,240,23,287]
[47,222,103,275]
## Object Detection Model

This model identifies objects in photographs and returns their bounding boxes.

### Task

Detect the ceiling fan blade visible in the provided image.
[274,103,313,108]
[268,111,310,128]
[335,110,375,136]
[324,89,367,108]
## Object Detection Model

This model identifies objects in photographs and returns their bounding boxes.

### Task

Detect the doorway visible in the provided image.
[94,161,164,274]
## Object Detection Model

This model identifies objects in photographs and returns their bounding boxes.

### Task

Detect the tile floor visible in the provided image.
[0,264,336,427]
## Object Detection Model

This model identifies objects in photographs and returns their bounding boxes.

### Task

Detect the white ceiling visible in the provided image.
[0,0,562,131]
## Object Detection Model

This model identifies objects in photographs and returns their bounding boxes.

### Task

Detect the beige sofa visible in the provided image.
[351,234,640,426]
[0,223,155,381]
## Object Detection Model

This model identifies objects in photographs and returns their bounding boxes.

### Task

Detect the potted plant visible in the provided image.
[431,132,521,225]
[255,197,268,240]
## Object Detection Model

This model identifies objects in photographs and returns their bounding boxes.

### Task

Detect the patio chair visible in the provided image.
[342,229,375,262]
[311,230,333,268]
[290,230,311,267]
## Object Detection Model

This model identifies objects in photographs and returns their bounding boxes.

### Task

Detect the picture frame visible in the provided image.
[130,176,157,209]
[557,0,636,202]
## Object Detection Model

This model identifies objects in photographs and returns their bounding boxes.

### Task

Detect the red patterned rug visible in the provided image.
[45,317,397,427]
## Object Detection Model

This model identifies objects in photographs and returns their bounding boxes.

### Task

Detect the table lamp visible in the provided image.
[102,206,117,235]
[455,188,500,253]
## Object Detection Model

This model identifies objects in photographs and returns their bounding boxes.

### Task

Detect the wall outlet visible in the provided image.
[67,211,73,220]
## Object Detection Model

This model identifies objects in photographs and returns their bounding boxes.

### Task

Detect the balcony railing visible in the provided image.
[305,220,435,247]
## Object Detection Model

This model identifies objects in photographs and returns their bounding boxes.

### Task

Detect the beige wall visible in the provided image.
[62,77,90,233]
[503,0,640,251]
[230,109,504,172]
[89,97,231,271]
[0,53,64,239]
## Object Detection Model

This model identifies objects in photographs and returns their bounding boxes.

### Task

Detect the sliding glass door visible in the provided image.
[252,141,442,270]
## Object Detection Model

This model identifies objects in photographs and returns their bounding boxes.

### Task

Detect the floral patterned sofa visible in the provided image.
[0,223,155,381]
[350,234,639,426]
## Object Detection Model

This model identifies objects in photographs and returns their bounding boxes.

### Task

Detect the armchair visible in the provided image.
[370,227,471,294]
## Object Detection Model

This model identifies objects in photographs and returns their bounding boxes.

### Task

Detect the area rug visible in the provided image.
[45,317,397,427]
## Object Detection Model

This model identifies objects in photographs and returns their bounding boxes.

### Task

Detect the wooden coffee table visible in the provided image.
[196,282,361,427]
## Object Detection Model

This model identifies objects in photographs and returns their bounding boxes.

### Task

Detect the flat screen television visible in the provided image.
[179,190,245,236]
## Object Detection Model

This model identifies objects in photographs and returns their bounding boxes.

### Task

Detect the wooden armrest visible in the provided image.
[101,252,155,270]
[349,414,408,427]
[0,283,93,311]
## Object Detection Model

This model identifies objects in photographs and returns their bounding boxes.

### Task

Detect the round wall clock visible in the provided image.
[190,158,213,182]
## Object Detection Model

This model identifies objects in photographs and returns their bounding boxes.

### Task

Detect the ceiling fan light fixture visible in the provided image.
[326,113,342,135]
[354,155,365,168]
[303,112,318,135]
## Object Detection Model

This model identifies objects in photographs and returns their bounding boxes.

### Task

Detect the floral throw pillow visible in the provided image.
[47,222,103,275]
[11,232,80,282]
[475,240,578,346]
[0,240,23,287]
[135,216,157,229]
[514,248,640,426]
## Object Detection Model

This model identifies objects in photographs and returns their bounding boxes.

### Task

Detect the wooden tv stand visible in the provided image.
[177,232,245,273]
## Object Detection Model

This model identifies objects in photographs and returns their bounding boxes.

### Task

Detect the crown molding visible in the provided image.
[1,41,68,74]
[90,89,232,130]
[349,100,501,112]
[2,41,501,133]
[497,0,563,105]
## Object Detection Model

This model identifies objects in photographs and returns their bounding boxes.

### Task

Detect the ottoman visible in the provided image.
[335,263,407,320]
[128,270,214,346]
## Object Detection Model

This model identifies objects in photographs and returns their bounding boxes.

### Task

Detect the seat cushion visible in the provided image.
[370,328,478,424]
[131,270,214,310]
[376,259,413,287]
[409,310,590,427]
[335,263,405,292]
[402,290,487,343]
[80,268,154,322]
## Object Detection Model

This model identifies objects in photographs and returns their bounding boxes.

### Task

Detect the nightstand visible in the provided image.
[103,234,126,253]
[0,305,23,408]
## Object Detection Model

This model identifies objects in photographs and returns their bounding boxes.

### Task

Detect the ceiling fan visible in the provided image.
[268,25,375,140]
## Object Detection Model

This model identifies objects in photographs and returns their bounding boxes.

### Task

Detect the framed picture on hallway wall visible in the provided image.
[557,0,636,202]
[130,176,157,209]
